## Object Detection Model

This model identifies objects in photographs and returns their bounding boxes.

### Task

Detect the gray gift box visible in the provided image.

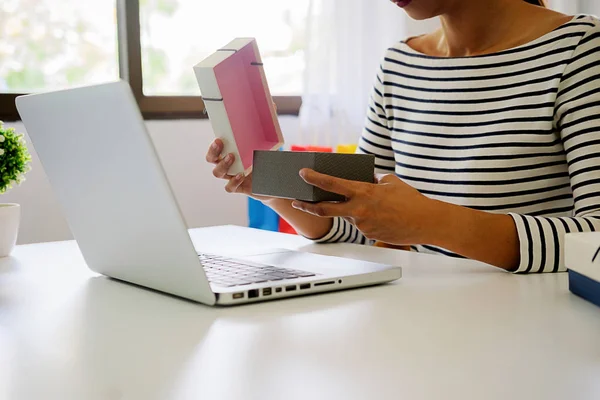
[252,151,375,202]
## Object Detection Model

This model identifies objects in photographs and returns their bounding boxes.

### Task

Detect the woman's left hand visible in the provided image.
[292,169,439,245]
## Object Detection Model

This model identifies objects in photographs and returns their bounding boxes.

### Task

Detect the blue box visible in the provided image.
[568,270,600,308]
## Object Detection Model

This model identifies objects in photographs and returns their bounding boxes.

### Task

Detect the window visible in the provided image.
[139,0,308,96]
[0,0,306,121]
[0,0,118,93]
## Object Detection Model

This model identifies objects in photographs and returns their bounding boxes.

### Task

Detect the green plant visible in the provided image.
[0,121,32,194]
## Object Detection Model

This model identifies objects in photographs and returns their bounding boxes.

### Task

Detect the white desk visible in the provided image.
[1,226,599,400]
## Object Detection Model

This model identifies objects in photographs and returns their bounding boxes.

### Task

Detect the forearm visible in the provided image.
[263,198,333,240]
[426,200,520,271]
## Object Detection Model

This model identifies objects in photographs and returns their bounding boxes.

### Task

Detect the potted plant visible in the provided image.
[0,120,32,257]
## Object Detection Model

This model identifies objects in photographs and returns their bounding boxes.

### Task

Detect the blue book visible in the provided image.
[565,233,600,308]
[569,270,600,308]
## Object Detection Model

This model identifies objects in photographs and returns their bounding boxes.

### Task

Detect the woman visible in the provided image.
[206,0,600,273]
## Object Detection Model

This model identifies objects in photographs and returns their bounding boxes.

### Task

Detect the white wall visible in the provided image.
[2,117,302,244]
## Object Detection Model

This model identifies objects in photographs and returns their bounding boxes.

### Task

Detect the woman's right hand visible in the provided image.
[205,138,272,202]
[206,138,334,239]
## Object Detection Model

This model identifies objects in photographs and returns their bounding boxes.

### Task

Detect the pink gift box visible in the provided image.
[194,38,285,175]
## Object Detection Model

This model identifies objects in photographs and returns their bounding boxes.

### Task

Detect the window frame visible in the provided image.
[0,0,302,121]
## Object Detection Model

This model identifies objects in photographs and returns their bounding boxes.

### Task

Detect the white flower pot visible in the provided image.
[0,203,20,257]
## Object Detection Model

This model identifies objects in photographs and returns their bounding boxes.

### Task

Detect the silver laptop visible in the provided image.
[15,81,401,306]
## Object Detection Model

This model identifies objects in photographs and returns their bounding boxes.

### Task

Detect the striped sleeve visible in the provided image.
[510,23,600,273]
[357,65,397,174]
[314,65,393,245]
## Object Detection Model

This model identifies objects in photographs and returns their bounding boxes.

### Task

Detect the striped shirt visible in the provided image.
[315,15,600,273]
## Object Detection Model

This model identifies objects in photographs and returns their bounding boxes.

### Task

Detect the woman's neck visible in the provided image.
[430,0,567,57]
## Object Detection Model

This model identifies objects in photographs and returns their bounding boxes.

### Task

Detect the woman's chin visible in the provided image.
[392,0,442,20]
[405,11,438,20]
[391,0,413,7]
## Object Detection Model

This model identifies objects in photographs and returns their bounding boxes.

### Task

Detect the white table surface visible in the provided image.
[1,225,599,400]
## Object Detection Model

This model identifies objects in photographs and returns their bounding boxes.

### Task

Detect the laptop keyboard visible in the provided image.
[199,254,317,287]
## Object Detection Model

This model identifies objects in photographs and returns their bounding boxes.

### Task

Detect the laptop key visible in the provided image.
[242,276,263,282]
[225,262,245,267]
[246,274,276,280]
[289,270,310,275]
[271,273,298,279]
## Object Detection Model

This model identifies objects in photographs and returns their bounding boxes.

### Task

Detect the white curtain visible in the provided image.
[548,0,600,15]
[298,0,407,148]
[548,0,580,14]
